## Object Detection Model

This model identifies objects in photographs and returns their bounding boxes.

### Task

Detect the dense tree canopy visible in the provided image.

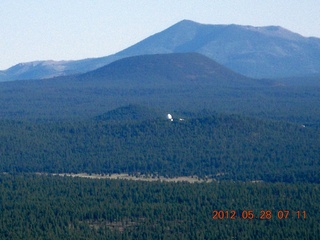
[0,173,319,239]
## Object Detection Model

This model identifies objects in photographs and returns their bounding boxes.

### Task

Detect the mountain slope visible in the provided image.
[2,20,320,81]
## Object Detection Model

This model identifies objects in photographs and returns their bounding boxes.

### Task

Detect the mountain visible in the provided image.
[120,20,320,78]
[2,20,320,81]
[80,52,252,85]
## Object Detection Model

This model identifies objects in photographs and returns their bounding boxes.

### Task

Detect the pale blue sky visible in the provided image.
[1,0,319,70]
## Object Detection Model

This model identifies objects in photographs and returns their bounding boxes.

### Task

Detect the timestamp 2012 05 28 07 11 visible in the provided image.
[212,210,307,220]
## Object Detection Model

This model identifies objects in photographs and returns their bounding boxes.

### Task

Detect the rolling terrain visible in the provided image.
[1,41,320,239]
[1,53,319,124]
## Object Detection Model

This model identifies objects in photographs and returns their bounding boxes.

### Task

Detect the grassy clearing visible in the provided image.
[51,173,213,183]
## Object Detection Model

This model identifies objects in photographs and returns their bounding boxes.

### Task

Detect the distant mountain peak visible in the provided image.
[174,19,202,26]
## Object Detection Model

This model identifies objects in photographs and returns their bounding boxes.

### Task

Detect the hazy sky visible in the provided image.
[1,0,319,70]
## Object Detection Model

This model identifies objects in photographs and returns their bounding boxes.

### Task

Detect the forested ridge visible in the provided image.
[1,110,319,183]
[0,173,319,239]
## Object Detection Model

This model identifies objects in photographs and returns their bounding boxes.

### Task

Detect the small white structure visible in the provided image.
[167,114,173,121]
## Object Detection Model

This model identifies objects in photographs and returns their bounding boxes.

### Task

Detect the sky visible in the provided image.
[1,0,319,70]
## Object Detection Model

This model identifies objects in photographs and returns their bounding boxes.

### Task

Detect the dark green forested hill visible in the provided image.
[94,104,163,123]
[1,108,319,183]
[80,52,251,84]
[0,174,319,239]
